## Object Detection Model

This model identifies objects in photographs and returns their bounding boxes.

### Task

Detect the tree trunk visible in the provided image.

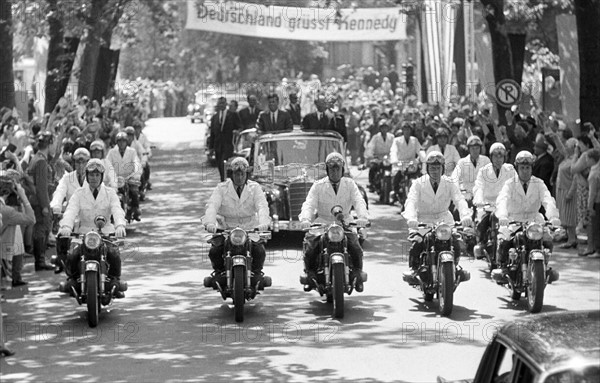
[575,0,600,128]
[0,0,15,110]
[78,0,105,99]
[44,0,64,113]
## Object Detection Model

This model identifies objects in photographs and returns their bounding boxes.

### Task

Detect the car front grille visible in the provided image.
[288,182,313,220]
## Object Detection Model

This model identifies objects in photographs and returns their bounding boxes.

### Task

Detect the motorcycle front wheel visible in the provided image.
[332,263,345,319]
[438,262,454,316]
[86,272,100,327]
[233,267,245,322]
[527,261,545,313]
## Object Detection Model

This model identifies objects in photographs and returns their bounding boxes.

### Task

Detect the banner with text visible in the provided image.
[186,1,407,41]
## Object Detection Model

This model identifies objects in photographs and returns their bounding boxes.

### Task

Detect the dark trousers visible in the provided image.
[368,162,380,186]
[66,242,122,279]
[409,236,461,270]
[56,236,71,268]
[303,232,363,271]
[592,203,600,251]
[32,205,51,266]
[128,184,140,209]
[208,236,266,272]
[215,151,227,182]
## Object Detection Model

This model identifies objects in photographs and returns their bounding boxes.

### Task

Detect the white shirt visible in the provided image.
[50,171,88,213]
[60,183,126,234]
[299,176,369,224]
[451,154,491,193]
[365,132,395,159]
[204,179,270,230]
[402,174,471,225]
[390,136,421,163]
[495,174,559,223]
[473,163,516,206]
[106,146,142,181]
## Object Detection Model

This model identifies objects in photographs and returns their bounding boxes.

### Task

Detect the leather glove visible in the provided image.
[461,217,473,227]
[257,224,269,232]
[115,226,127,238]
[407,220,418,229]
[499,218,510,227]
[355,219,369,228]
[550,218,561,227]
[58,227,72,237]
[205,223,217,233]
[300,220,311,230]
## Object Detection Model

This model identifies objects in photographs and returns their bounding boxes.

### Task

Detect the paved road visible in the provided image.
[2,117,599,382]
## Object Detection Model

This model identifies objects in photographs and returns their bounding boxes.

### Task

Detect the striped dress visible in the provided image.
[555,156,577,227]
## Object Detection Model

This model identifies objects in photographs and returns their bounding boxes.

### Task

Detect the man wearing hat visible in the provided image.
[26,133,54,271]
[299,152,369,292]
[203,157,271,289]
[533,140,554,191]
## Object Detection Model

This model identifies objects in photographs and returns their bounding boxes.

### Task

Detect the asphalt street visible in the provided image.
[1,117,599,382]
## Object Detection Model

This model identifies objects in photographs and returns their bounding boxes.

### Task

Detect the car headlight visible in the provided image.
[435,224,452,241]
[327,225,345,243]
[230,228,247,246]
[84,232,102,250]
[526,223,543,240]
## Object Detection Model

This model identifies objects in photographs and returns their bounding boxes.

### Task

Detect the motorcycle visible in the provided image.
[391,160,421,209]
[203,227,272,322]
[473,204,499,271]
[299,206,369,319]
[59,216,127,327]
[376,156,393,204]
[492,221,559,313]
[403,222,471,316]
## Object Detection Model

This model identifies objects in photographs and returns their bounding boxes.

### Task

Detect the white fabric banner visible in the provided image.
[186,1,406,41]
[556,14,579,130]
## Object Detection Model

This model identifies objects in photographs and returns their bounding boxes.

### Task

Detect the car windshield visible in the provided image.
[544,365,599,383]
[255,137,343,168]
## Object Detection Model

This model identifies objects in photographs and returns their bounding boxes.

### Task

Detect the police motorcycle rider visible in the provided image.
[492,151,561,282]
[402,151,473,284]
[364,119,394,192]
[472,143,515,259]
[50,148,91,273]
[299,152,370,292]
[451,135,491,203]
[58,159,127,298]
[203,157,271,288]
[89,140,117,189]
[390,122,422,199]
[426,128,461,176]
[132,121,152,192]
[106,131,142,221]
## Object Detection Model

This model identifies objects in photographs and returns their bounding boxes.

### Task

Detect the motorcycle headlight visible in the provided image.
[435,224,452,241]
[327,225,345,243]
[526,223,543,240]
[230,228,247,246]
[84,232,102,250]
[407,163,417,173]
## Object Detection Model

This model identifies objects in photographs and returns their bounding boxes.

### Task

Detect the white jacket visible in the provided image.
[451,154,491,193]
[50,171,88,213]
[473,163,515,206]
[130,140,148,166]
[137,132,152,159]
[204,179,270,230]
[403,174,471,225]
[495,175,559,223]
[425,145,461,176]
[390,136,421,163]
[299,176,369,224]
[60,184,126,234]
[365,132,394,159]
[106,146,142,182]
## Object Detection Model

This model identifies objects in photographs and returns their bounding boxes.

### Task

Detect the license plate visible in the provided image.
[232,257,246,266]
[85,262,99,271]
[289,221,302,230]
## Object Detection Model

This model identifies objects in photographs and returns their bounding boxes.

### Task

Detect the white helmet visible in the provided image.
[514,150,535,166]
[425,151,445,165]
[489,142,506,155]
[325,152,345,166]
[230,157,249,172]
[85,158,106,173]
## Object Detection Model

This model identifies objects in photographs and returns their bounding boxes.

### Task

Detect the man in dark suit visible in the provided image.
[209,97,242,181]
[533,140,555,191]
[302,94,347,142]
[256,93,293,133]
[286,93,302,125]
[238,94,261,130]
[27,134,54,271]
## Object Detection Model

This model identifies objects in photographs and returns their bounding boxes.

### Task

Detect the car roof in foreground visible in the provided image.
[498,310,600,371]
